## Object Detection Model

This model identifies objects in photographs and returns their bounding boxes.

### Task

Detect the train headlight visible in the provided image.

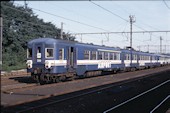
[45,61,51,69]
[26,60,32,69]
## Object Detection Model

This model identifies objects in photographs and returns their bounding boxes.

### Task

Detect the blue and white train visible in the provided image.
[26,38,170,84]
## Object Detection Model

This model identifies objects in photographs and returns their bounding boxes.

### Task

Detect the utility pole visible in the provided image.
[147,45,149,52]
[160,36,163,54]
[129,15,135,67]
[24,0,28,9]
[60,22,63,39]
[0,16,2,73]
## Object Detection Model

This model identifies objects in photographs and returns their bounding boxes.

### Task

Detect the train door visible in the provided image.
[67,46,77,72]
[34,44,44,63]
[137,54,139,64]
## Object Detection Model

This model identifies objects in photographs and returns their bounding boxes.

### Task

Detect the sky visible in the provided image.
[14,1,170,53]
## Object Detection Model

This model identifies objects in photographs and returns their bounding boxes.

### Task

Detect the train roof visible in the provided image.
[28,38,57,45]
[76,43,121,51]
[27,38,170,57]
[28,38,75,46]
[28,37,121,50]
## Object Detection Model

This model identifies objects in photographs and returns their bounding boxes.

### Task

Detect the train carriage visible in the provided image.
[75,43,124,76]
[26,37,170,84]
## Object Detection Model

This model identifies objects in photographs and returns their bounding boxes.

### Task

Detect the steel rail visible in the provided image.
[103,80,170,113]
[15,73,170,113]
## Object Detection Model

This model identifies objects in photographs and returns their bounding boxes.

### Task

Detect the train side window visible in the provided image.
[133,54,137,60]
[84,50,90,60]
[46,48,54,58]
[27,48,32,58]
[98,51,103,60]
[59,48,64,60]
[126,54,130,60]
[126,54,128,60]
[108,53,110,60]
[37,47,41,53]
[104,52,109,60]
[98,52,101,60]
[114,53,118,60]
[96,51,98,60]
[117,53,120,60]
[110,53,113,60]
[91,51,96,60]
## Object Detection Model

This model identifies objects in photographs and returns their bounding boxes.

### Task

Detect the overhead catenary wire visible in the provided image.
[3,3,129,44]
[46,2,117,31]
[112,1,167,44]
[12,2,112,32]
[90,1,128,22]
[163,0,170,10]
[71,30,170,35]
[9,2,131,42]
[4,2,169,49]
[13,2,170,39]
[112,2,162,31]
[3,2,114,41]
[90,1,167,40]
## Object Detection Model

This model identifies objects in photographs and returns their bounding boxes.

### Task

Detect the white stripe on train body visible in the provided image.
[44,60,122,68]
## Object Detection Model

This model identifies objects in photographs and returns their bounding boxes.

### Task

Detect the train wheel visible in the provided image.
[46,76,52,84]
[52,76,59,83]
[55,77,60,83]
[67,76,75,81]
[38,74,45,85]
[59,75,66,82]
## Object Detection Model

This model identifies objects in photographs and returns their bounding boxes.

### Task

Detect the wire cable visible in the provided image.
[90,1,167,41]
[13,2,112,32]
[90,1,128,22]
[163,0,170,10]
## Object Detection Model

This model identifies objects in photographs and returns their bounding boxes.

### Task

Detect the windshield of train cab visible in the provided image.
[27,48,32,58]
[45,48,54,58]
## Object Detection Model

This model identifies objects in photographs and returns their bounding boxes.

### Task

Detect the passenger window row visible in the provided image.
[84,50,120,60]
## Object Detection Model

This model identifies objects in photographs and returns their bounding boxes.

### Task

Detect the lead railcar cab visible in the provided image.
[27,38,77,84]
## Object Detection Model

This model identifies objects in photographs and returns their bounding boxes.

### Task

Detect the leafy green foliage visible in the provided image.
[1,1,75,71]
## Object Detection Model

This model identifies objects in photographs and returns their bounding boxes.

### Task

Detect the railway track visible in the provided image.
[1,73,37,93]
[103,80,170,113]
[1,65,169,95]
[1,66,170,113]
[1,73,31,85]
